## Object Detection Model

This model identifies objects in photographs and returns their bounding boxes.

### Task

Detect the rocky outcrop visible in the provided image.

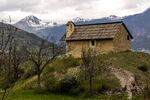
[108,66,140,100]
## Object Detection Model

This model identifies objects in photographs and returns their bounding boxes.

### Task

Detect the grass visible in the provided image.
[0,90,144,100]
[7,90,86,100]
[44,56,80,74]
[0,90,128,100]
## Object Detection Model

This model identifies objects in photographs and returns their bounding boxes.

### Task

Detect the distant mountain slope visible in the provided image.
[0,22,42,48]
[123,8,150,51]
[36,25,66,43]
[14,7,150,51]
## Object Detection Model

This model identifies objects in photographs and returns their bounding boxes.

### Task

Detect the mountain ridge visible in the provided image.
[0,22,43,48]
[14,15,58,37]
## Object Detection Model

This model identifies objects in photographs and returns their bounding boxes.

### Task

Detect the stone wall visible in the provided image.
[67,39,114,58]
[113,25,131,52]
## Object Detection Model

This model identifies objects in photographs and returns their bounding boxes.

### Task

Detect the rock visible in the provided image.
[108,66,140,100]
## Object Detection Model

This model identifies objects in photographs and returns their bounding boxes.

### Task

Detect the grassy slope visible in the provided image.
[1,51,150,100]
[97,51,150,84]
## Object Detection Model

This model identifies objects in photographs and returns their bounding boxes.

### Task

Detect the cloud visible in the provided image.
[0,0,39,11]
[122,0,143,9]
[0,0,96,13]
[0,0,149,23]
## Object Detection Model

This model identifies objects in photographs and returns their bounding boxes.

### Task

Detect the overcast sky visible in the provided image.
[0,0,150,23]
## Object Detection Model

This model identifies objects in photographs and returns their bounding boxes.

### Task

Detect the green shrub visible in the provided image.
[56,77,80,94]
[46,76,81,95]
[138,65,149,72]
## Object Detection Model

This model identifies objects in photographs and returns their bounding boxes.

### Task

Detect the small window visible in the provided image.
[127,35,130,40]
[91,40,95,46]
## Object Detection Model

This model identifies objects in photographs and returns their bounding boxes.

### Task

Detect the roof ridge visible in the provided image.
[75,21,124,26]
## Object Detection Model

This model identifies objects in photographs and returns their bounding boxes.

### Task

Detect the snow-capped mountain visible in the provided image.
[14,15,57,34]
[73,17,88,22]
[107,15,123,20]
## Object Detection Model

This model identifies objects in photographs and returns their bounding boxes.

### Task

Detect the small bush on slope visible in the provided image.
[54,76,81,95]
[138,65,149,72]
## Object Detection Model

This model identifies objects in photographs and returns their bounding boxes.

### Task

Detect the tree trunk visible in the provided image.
[37,72,41,88]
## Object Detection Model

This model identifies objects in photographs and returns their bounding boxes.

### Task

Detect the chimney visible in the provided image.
[66,21,75,38]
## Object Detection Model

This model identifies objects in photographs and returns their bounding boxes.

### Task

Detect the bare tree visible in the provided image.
[0,20,17,72]
[0,20,23,100]
[1,41,22,100]
[81,48,97,96]
[25,38,60,88]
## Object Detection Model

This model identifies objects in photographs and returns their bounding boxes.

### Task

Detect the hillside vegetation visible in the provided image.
[1,51,150,100]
